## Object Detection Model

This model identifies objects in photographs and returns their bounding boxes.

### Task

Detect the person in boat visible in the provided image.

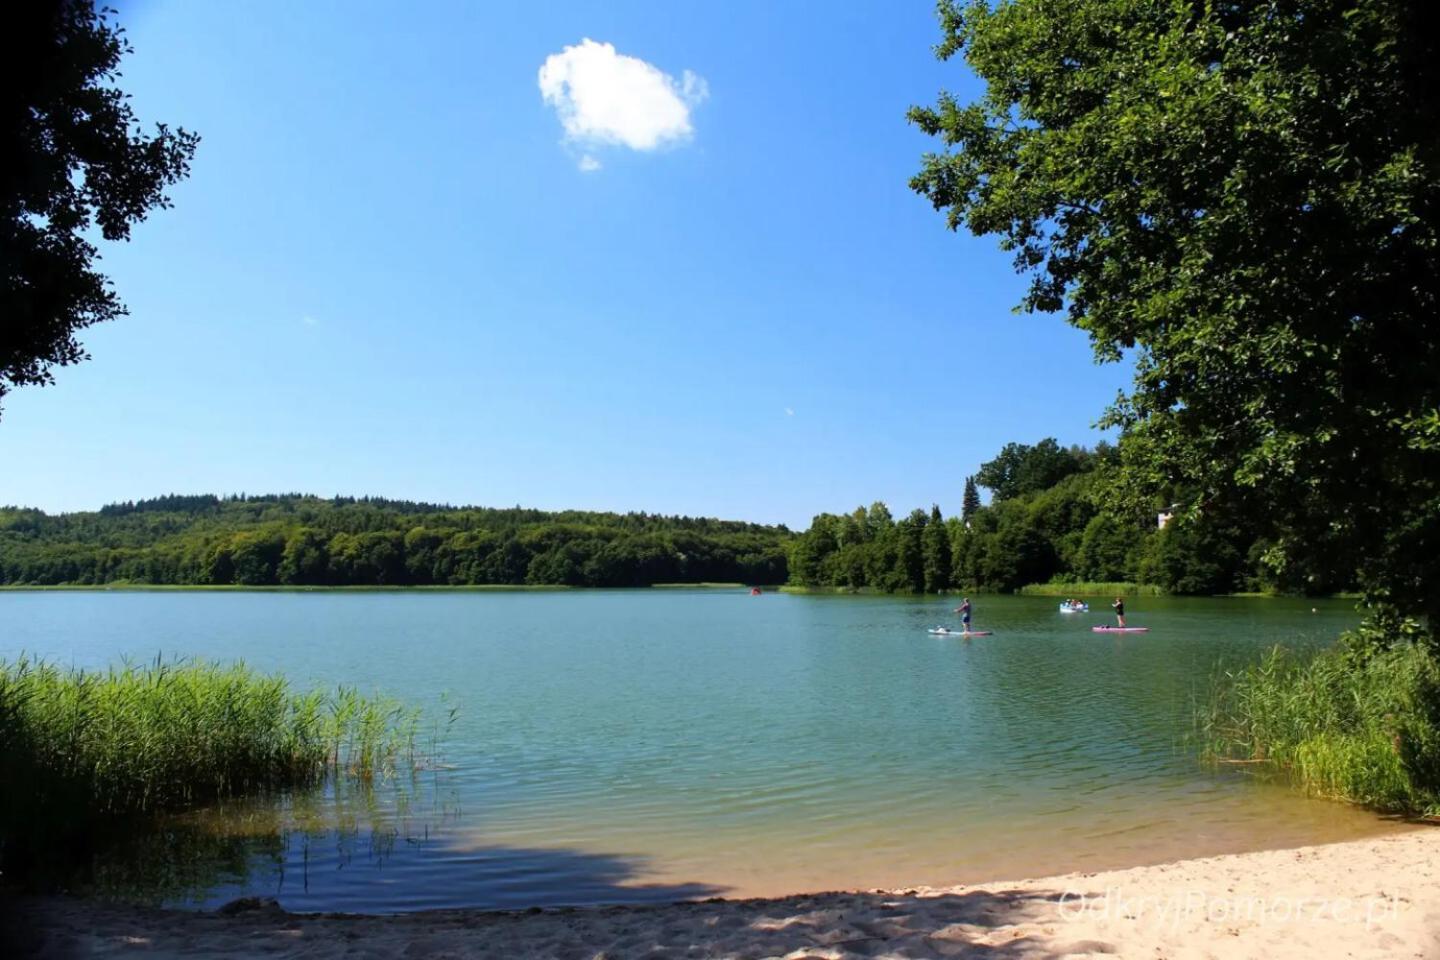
[955,598,972,632]
[1112,596,1126,627]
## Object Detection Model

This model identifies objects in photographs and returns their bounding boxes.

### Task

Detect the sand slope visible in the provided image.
[7,829,1438,959]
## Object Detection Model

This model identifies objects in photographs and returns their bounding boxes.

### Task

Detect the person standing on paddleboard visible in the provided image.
[1112,596,1126,628]
[955,598,973,632]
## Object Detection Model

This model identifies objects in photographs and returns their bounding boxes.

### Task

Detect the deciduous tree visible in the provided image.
[3,1,199,415]
[912,0,1440,630]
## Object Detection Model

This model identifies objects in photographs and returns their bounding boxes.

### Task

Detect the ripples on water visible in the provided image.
[0,590,1404,911]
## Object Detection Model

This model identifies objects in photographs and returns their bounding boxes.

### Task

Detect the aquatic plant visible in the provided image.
[0,656,423,879]
[1200,640,1440,815]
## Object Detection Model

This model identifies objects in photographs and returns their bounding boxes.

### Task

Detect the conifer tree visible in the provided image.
[961,476,981,525]
[922,504,952,592]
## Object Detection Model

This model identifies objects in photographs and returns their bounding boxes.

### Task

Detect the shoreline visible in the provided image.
[0,583,775,593]
[9,828,1437,959]
[1,583,1359,598]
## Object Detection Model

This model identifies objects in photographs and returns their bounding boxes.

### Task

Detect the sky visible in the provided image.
[0,0,1131,529]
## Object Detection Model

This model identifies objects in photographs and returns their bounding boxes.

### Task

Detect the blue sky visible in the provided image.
[1,0,1129,529]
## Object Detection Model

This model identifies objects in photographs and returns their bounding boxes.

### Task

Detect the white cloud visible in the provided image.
[785,407,795,417]
[300,314,319,326]
[538,39,707,165]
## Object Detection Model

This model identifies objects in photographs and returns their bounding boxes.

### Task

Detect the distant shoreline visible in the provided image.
[0,582,772,593]
[0,583,1362,599]
[779,583,1363,600]
[1015,581,1363,599]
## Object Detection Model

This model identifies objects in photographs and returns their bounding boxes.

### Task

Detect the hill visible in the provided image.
[0,494,791,587]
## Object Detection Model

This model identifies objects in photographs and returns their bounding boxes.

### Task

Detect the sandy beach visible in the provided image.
[6,827,1437,959]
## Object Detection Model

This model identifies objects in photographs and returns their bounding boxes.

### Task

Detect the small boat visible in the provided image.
[929,627,993,637]
[1092,626,1149,633]
[1059,602,1089,613]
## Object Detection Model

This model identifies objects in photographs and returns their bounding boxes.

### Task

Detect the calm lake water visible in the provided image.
[0,589,1405,912]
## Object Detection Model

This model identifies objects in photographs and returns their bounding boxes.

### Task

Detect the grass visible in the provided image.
[1199,641,1440,815]
[777,585,1005,595]
[0,656,424,880]
[1017,581,1165,597]
[1223,591,1365,599]
[650,582,750,589]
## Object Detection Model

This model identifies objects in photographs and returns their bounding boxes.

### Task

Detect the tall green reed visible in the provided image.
[0,655,425,878]
[1199,640,1440,815]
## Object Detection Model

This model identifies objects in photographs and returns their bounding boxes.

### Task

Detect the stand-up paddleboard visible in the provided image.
[1092,626,1149,633]
[929,627,993,637]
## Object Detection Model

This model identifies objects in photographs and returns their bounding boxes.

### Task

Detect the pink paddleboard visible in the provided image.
[1092,626,1149,633]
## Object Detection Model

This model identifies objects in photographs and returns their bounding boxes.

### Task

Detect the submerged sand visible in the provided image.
[7,828,1438,959]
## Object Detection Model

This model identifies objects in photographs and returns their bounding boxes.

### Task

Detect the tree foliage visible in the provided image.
[911,0,1439,628]
[974,438,1094,501]
[2,1,199,415]
[787,438,1321,594]
[922,504,952,592]
[961,475,981,523]
[0,494,790,587]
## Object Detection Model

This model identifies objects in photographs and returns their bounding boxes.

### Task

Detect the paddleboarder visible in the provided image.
[955,597,973,633]
[1112,596,1126,628]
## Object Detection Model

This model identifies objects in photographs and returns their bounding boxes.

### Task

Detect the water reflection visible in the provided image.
[76,771,729,912]
[78,772,453,908]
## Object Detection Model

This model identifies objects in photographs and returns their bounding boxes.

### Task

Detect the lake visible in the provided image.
[0,589,1402,913]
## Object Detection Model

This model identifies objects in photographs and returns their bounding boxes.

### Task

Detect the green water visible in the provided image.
[0,589,1402,912]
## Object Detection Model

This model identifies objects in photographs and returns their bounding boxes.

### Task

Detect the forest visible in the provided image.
[0,494,790,587]
[0,437,1363,596]
[786,438,1359,596]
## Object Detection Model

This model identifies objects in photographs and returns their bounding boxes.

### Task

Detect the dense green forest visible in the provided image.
[1,438,1362,595]
[0,495,790,587]
[787,438,1359,595]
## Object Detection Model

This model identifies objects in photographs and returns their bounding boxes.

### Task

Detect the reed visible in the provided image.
[0,656,422,875]
[1199,641,1440,815]
[1017,581,1165,597]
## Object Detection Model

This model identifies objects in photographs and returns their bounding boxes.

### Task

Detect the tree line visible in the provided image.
[2,441,1364,596]
[786,438,1359,595]
[0,495,789,587]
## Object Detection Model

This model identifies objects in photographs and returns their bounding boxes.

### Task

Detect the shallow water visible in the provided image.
[0,589,1402,912]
